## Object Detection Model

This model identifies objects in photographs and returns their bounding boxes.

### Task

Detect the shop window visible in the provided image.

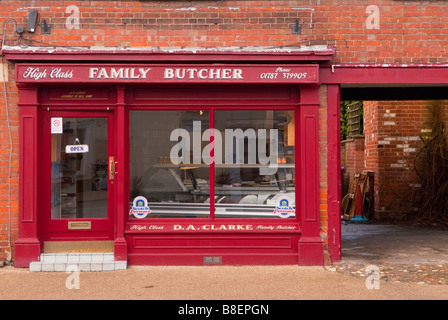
[214,110,295,218]
[129,110,211,218]
[129,109,295,219]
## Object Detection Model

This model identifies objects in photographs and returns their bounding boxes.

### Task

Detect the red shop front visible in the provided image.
[10,50,337,267]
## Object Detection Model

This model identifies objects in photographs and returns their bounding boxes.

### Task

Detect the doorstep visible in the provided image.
[29,252,127,272]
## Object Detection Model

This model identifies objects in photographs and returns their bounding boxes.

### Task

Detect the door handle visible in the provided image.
[109,156,117,180]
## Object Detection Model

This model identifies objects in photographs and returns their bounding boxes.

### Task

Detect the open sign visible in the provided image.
[65,144,89,154]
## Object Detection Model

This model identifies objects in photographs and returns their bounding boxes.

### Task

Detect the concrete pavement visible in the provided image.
[1,222,448,301]
[340,222,448,265]
[1,264,448,300]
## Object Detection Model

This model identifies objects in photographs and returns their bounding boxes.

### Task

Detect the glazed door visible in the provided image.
[40,111,115,242]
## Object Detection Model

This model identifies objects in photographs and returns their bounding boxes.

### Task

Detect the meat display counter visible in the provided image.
[130,163,295,218]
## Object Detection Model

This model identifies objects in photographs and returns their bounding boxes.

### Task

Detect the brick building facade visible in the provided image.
[1,1,447,266]
[343,100,448,218]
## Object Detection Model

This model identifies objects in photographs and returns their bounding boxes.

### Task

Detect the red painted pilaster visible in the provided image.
[114,85,127,261]
[298,85,324,265]
[15,84,40,267]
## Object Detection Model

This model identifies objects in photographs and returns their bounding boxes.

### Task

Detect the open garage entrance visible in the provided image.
[341,90,448,223]
[339,84,448,265]
[321,64,448,265]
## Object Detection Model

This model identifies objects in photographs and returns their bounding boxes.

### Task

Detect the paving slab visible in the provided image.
[1,222,448,301]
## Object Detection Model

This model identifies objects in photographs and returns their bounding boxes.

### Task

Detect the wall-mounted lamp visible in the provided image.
[291,19,301,35]
[27,9,38,32]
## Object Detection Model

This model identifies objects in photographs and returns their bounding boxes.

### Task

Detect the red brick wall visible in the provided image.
[360,100,448,217]
[0,64,19,262]
[363,100,380,213]
[318,85,328,259]
[342,136,365,196]
[1,1,447,63]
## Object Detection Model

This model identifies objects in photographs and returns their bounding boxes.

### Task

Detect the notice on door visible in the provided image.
[65,144,89,154]
[51,117,63,134]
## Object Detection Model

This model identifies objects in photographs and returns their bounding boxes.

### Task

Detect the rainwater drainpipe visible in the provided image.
[1,19,17,264]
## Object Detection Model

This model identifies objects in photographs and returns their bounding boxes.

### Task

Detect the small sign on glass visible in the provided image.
[65,144,89,154]
[51,117,63,134]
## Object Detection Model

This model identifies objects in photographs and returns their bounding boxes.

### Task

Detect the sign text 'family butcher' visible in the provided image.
[17,64,319,84]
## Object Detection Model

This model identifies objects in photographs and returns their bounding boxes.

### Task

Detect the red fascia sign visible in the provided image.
[16,64,319,84]
[126,222,300,234]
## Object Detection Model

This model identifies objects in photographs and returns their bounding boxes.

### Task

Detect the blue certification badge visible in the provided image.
[274,197,295,218]
[130,196,151,219]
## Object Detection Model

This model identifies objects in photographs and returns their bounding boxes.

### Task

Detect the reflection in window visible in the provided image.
[214,110,295,218]
[129,111,210,218]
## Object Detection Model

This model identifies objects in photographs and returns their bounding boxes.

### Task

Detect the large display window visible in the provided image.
[129,108,296,219]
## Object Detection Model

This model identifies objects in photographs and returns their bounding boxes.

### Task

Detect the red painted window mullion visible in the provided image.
[210,109,215,220]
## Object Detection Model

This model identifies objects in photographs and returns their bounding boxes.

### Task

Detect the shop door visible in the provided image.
[40,111,115,243]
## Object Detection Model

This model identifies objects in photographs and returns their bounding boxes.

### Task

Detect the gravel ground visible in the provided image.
[330,263,448,286]
[332,222,448,289]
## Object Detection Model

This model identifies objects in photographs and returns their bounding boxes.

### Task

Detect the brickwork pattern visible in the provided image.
[0,64,18,262]
[1,1,447,63]
[359,100,448,217]
[318,85,328,254]
[342,136,365,196]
